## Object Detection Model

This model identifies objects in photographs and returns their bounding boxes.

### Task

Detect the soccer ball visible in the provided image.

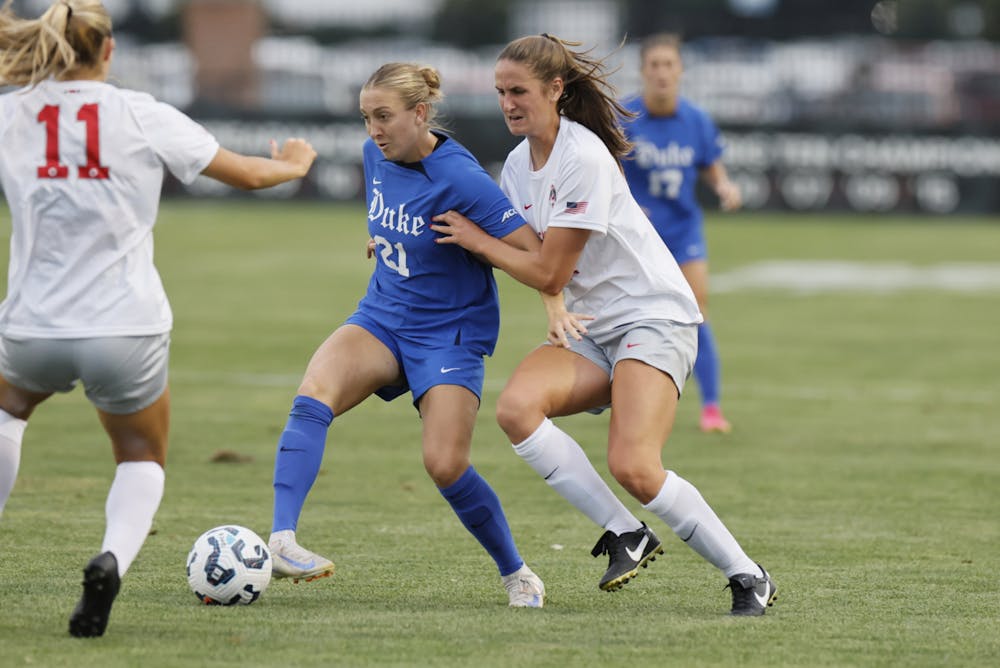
[186,525,271,605]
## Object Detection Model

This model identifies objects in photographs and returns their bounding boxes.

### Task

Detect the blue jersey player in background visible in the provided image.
[622,33,743,434]
[267,63,546,607]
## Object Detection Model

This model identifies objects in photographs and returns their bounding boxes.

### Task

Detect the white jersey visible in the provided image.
[0,80,219,338]
[499,118,702,335]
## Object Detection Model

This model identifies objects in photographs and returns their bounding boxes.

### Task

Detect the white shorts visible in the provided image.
[563,320,698,413]
[0,334,170,415]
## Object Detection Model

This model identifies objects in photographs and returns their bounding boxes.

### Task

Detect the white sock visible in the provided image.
[0,409,27,519]
[101,461,165,577]
[269,529,295,544]
[642,470,759,578]
[513,418,641,535]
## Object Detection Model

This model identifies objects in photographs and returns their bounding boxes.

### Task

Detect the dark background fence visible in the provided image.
[5,0,1000,213]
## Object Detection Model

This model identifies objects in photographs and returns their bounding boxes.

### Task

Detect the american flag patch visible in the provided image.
[564,201,588,214]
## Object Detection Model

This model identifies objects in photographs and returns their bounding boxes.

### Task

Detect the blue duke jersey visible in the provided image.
[358,133,526,356]
[621,96,723,247]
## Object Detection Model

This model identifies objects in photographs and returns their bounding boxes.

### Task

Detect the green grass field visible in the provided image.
[1,201,997,667]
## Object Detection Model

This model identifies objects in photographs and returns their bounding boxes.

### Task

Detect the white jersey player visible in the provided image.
[498,116,702,336]
[431,33,777,616]
[0,79,218,338]
[0,0,316,638]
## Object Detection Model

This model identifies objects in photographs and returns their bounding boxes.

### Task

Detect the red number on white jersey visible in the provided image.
[36,103,111,180]
[36,104,69,179]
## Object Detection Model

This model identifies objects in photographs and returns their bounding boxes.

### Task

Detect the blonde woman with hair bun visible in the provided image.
[265,62,547,608]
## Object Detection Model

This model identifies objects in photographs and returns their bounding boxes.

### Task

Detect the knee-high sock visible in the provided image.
[101,461,165,577]
[0,409,27,518]
[271,396,334,533]
[513,418,641,536]
[694,322,722,407]
[439,466,523,577]
[642,470,758,578]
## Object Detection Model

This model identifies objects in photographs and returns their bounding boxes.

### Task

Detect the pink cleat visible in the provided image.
[699,405,732,433]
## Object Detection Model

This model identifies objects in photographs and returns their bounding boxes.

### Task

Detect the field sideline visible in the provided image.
[0,201,997,667]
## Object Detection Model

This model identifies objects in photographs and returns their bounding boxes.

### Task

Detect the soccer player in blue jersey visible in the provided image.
[621,33,742,434]
[266,62,546,607]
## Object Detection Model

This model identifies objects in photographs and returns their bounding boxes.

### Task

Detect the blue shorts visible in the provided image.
[659,224,706,265]
[345,310,487,406]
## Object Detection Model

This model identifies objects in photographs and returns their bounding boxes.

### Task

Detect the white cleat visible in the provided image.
[502,564,545,608]
[268,530,335,583]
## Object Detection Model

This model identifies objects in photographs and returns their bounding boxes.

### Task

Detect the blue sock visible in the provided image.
[439,466,524,576]
[694,322,722,407]
[271,395,334,533]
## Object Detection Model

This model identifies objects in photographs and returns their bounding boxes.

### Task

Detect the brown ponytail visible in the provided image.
[498,34,634,161]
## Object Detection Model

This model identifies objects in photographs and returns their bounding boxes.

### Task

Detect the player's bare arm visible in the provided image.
[431,211,588,295]
[202,138,317,190]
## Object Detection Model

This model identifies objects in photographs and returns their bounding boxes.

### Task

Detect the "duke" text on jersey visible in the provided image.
[368,188,426,236]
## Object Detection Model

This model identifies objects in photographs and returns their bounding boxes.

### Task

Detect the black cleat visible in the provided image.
[69,551,121,637]
[727,563,777,616]
[590,522,664,591]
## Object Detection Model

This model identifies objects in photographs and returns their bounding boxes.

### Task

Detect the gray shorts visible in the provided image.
[564,320,697,413]
[0,333,170,415]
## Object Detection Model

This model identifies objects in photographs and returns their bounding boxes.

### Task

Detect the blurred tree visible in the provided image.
[622,0,1000,40]
[623,0,878,39]
[896,0,1000,39]
[430,0,510,47]
[114,3,183,42]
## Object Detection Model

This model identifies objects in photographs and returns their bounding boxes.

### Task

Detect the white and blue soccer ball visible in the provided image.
[186,525,271,605]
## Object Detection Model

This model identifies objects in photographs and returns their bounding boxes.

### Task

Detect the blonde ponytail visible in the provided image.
[0,1,111,87]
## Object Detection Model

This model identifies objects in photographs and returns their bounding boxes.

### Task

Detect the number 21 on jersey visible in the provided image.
[371,234,411,277]
[36,103,110,180]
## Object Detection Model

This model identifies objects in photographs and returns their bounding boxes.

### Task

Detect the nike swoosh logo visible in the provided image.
[277,554,316,570]
[523,204,532,209]
[373,179,382,184]
[625,535,649,562]
[754,581,772,607]
[440,367,461,373]
[626,343,642,348]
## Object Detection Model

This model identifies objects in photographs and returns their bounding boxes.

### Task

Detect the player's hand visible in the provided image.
[270,138,318,176]
[366,238,376,258]
[716,180,742,211]
[430,210,489,254]
[542,296,593,348]
[547,310,593,348]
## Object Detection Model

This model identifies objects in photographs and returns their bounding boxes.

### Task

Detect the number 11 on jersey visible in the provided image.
[36,103,110,180]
